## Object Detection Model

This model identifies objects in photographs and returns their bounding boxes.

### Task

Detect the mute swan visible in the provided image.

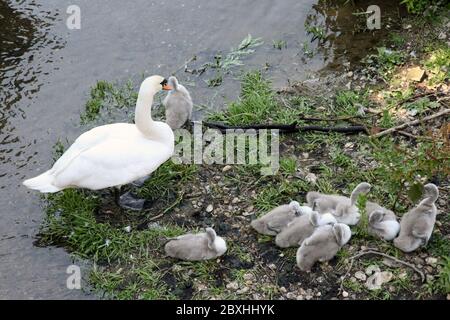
[250,201,312,236]
[164,227,227,261]
[23,75,174,194]
[163,76,193,129]
[306,182,372,225]
[394,184,439,252]
[296,223,351,271]
[275,212,337,248]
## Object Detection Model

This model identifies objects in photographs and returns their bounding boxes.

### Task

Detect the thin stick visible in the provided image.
[350,249,425,282]
[372,109,450,138]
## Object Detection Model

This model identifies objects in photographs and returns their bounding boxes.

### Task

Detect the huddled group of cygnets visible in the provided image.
[164,182,439,271]
[22,75,440,271]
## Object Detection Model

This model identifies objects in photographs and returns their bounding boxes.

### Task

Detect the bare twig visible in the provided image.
[372,108,450,138]
[396,130,433,140]
[340,249,425,289]
[171,55,197,75]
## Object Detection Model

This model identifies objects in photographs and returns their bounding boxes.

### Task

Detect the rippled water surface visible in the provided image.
[0,0,402,299]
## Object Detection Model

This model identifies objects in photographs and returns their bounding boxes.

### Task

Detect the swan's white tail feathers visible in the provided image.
[23,171,61,193]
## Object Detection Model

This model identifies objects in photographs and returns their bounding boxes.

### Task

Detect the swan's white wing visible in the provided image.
[53,137,173,190]
[51,123,136,176]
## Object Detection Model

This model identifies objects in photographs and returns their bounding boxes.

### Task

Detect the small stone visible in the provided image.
[222,165,232,172]
[305,172,317,184]
[403,24,412,29]
[425,257,438,265]
[438,32,447,40]
[426,275,434,282]
[355,271,367,281]
[286,292,296,299]
[268,264,277,270]
[302,152,309,159]
[347,71,354,78]
[206,204,214,213]
[365,271,393,291]
[405,67,425,82]
[243,273,254,281]
[344,142,354,149]
[365,265,381,275]
[279,287,287,293]
[232,197,240,204]
[305,295,313,300]
[226,281,239,290]
[447,293,450,300]
[237,287,249,294]
[124,226,131,233]
[342,291,349,298]
[296,295,304,300]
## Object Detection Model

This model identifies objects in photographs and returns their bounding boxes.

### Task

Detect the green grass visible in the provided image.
[365,47,406,81]
[423,46,450,84]
[272,40,287,50]
[207,71,300,125]
[81,80,138,124]
[433,257,450,294]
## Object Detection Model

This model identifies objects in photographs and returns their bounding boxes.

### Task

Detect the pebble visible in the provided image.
[124,226,131,233]
[243,273,254,281]
[237,287,249,294]
[222,165,232,172]
[286,292,296,299]
[355,271,367,281]
[305,172,317,184]
[226,281,239,290]
[296,295,304,300]
[447,294,450,300]
[426,257,438,265]
[206,204,214,213]
[342,291,349,298]
[365,265,381,275]
[438,32,447,40]
[232,197,240,204]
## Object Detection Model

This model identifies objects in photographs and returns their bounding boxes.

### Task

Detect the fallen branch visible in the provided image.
[201,121,368,134]
[372,108,450,138]
[341,249,425,287]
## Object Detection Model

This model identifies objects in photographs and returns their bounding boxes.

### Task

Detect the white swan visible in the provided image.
[23,75,175,192]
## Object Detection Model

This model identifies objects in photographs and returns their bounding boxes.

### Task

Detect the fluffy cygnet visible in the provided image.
[163,76,193,129]
[366,201,400,241]
[296,223,352,271]
[251,201,311,235]
[394,183,439,253]
[164,227,227,261]
[306,182,372,225]
[275,212,337,248]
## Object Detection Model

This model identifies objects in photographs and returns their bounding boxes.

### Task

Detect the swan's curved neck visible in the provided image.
[135,88,158,137]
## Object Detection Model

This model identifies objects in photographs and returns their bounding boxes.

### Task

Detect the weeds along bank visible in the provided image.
[37,9,449,300]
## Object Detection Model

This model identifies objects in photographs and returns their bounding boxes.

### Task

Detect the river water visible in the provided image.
[0,0,402,299]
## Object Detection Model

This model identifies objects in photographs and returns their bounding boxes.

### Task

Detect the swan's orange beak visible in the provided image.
[162,83,173,91]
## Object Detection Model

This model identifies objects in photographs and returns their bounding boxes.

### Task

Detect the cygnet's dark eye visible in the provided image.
[160,79,168,86]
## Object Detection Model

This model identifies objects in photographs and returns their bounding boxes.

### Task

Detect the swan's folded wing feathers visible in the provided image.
[53,138,172,190]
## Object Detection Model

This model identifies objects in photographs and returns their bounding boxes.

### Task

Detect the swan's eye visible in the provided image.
[161,79,173,91]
